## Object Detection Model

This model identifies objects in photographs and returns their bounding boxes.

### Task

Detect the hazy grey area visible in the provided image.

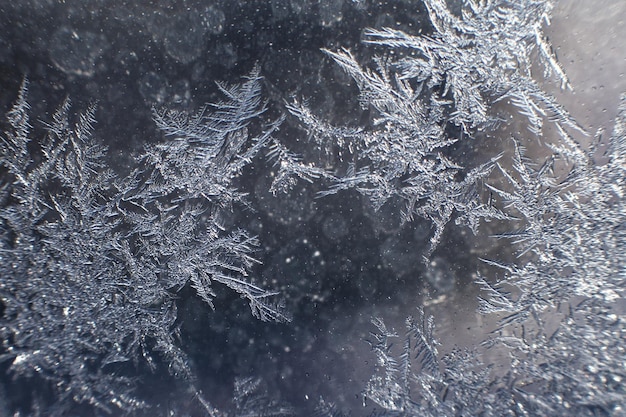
[547,0,626,134]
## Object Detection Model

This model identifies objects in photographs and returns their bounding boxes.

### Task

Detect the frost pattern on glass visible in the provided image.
[1,80,159,414]
[359,96,626,416]
[0,70,288,415]
[122,66,289,323]
[473,95,626,415]
[285,48,506,256]
[363,0,583,135]
[1,0,624,415]
[361,310,496,416]
[280,0,577,255]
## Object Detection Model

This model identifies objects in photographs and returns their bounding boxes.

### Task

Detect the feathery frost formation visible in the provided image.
[1,0,624,415]
[282,0,580,255]
[0,71,287,415]
[357,99,626,414]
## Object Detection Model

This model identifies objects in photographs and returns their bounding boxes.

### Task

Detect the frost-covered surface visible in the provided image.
[357,96,626,416]
[0,0,624,416]
[0,72,287,415]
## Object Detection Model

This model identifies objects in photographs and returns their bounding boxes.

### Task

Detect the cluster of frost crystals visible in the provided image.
[474,95,626,415]
[121,66,289,324]
[281,0,580,256]
[363,0,582,134]
[355,309,508,417]
[284,47,508,256]
[0,69,287,415]
[353,97,626,417]
[301,1,625,415]
[0,81,159,414]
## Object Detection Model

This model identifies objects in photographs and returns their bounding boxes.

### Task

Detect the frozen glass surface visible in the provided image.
[0,1,624,416]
